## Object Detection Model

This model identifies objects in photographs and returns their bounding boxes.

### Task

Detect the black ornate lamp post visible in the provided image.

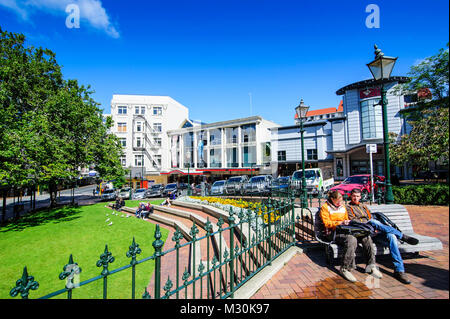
[295,99,310,208]
[186,151,191,196]
[367,44,397,204]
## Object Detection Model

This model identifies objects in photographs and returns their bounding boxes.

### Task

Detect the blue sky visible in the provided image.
[0,0,448,126]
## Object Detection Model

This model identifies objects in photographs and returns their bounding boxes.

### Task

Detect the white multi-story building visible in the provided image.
[110,94,189,185]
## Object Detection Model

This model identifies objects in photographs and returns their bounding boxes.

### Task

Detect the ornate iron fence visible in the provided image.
[9,198,296,299]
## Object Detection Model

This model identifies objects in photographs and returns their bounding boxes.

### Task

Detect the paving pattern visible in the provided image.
[251,205,449,299]
[117,202,448,299]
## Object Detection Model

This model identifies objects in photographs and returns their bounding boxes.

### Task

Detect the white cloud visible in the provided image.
[0,0,120,38]
[0,0,29,20]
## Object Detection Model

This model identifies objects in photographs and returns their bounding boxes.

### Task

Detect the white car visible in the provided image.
[101,189,116,201]
[119,187,131,199]
[211,180,226,195]
[132,188,147,199]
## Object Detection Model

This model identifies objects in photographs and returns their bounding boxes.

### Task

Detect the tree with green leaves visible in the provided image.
[1,27,125,209]
[390,43,449,173]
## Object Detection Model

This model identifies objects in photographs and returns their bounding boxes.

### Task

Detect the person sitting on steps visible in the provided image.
[141,202,154,219]
[161,196,172,207]
[135,202,145,218]
[346,188,419,285]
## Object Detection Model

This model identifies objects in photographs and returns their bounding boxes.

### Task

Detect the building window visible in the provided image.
[241,145,256,167]
[153,155,161,167]
[135,155,144,167]
[134,106,145,115]
[153,123,162,132]
[278,150,286,161]
[136,137,142,148]
[361,98,383,140]
[307,149,318,161]
[136,121,142,132]
[120,155,126,166]
[118,123,127,132]
[118,106,127,115]
[226,147,239,168]
[153,106,162,116]
[183,132,194,168]
[119,138,126,147]
[209,128,222,146]
[209,148,222,168]
[226,127,238,144]
[241,124,256,143]
[154,137,162,146]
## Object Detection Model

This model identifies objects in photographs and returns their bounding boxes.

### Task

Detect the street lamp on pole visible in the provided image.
[186,151,191,196]
[367,44,397,204]
[295,99,310,209]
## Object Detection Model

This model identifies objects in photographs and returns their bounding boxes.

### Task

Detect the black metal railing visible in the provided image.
[9,198,296,299]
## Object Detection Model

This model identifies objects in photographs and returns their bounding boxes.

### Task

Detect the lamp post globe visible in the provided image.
[367,44,397,204]
[295,99,309,209]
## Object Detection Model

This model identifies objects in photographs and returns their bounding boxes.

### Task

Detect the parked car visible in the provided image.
[145,184,164,198]
[211,180,226,195]
[101,189,117,201]
[119,187,131,200]
[192,184,202,196]
[291,168,334,196]
[224,175,249,195]
[330,174,385,201]
[244,175,273,195]
[162,183,189,197]
[270,176,291,193]
[132,188,147,199]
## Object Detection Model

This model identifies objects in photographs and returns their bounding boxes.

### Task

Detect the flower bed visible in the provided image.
[178,196,282,228]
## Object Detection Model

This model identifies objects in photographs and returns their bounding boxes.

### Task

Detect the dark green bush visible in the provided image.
[393,184,449,206]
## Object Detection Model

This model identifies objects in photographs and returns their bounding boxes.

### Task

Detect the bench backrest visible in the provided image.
[367,204,414,234]
[311,208,332,243]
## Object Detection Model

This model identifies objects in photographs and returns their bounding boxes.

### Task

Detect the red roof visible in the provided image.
[294,100,343,119]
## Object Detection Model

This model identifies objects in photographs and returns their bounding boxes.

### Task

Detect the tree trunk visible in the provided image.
[49,183,58,208]
[1,189,6,223]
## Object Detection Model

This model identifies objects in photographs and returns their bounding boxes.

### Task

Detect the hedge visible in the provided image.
[393,184,449,206]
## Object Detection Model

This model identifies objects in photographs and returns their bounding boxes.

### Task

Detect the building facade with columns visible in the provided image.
[165,116,280,183]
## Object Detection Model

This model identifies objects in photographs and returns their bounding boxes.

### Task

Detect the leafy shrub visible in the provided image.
[393,184,449,206]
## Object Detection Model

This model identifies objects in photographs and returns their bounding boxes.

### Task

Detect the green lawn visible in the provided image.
[0,200,168,299]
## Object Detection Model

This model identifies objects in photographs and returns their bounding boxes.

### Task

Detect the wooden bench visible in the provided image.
[311,204,443,265]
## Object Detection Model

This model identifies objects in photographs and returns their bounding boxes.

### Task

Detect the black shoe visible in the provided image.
[394,271,411,284]
[402,234,419,245]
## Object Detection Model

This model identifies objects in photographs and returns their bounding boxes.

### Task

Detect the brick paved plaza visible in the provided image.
[251,205,449,299]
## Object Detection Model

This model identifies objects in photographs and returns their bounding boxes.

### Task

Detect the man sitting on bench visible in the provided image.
[346,188,419,284]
